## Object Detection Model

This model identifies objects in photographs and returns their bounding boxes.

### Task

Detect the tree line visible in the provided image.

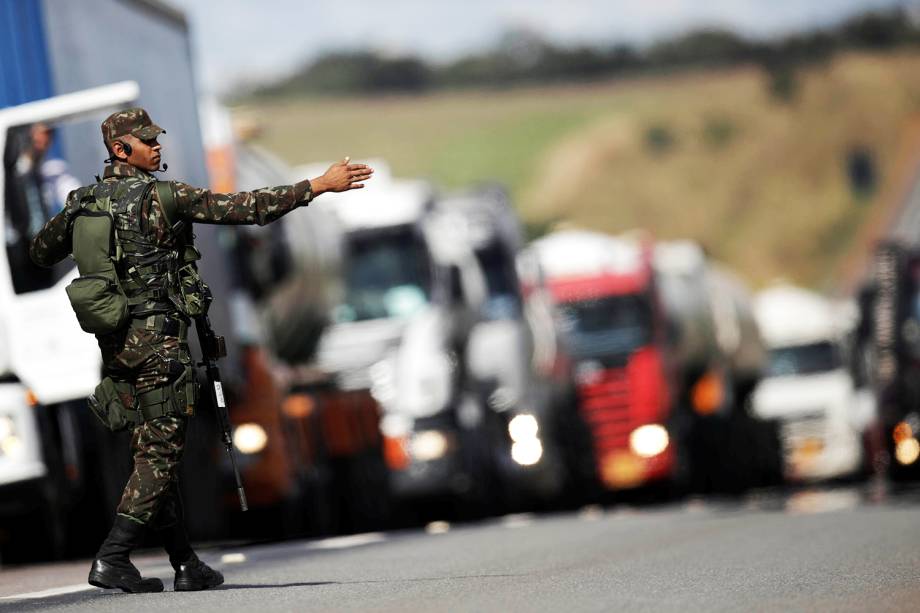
[248,8,919,98]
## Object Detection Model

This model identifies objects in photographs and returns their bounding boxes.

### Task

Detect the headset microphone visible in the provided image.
[154,162,168,173]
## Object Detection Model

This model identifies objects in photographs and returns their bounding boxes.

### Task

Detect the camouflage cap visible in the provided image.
[101,107,165,145]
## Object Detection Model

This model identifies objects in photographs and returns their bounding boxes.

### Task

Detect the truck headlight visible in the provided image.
[512,439,543,466]
[509,414,543,465]
[0,416,23,458]
[409,430,449,462]
[508,414,539,443]
[629,424,669,458]
[233,423,268,455]
[895,438,920,466]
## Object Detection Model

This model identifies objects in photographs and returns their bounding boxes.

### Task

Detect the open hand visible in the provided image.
[310,157,374,196]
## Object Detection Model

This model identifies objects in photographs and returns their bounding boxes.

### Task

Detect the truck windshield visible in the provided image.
[333,226,432,322]
[475,242,521,320]
[3,124,77,294]
[767,341,841,377]
[557,294,652,358]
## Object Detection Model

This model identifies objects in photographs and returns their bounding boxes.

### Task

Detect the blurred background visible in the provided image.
[2,0,920,565]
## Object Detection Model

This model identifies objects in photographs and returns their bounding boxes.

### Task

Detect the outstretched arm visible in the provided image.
[174,159,373,226]
[29,191,79,267]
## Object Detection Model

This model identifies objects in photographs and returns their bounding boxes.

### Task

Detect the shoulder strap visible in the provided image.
[155,181,179,231]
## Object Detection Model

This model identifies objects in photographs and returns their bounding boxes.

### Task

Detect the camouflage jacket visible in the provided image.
[30,160,313,268]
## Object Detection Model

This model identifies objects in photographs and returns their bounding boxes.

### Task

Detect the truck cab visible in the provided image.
[292,164,500,512]
[752,285,865,481]
[532,230,675,491]
[446,187,571,503]
[0,82,142,559]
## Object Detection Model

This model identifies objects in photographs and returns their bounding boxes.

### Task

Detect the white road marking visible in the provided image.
[1,583,94,600]
[786,488,861,515]
[501,513,534,528]
[221,552,247,564]
[307,532,386,550]
[578,504,604,520]
[425,520,451,535]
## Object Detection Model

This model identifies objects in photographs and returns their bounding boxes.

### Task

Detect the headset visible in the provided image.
[106,140,167,172]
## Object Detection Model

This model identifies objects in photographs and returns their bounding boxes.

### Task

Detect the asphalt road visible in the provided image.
[2,484,919,613]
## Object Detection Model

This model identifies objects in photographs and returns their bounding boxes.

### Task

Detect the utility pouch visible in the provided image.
[137,366,198,420]
[172,366,199,417]
[177,244,209,318]
[66,274,129,334]
[67,213,129,334]
[88,377,138,432]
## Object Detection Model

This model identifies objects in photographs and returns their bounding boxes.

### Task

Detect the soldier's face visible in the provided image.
[120,134,162,172]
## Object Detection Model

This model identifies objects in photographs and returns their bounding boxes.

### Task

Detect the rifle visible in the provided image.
[194,313,249,512]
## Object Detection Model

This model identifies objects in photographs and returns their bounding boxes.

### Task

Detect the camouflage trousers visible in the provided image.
[116,415,187,524]
[99,319,194,525]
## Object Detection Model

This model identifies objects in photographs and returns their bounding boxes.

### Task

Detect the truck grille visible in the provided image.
[780,412,826,450]
[335,367,372,391]
[578,370,634,454]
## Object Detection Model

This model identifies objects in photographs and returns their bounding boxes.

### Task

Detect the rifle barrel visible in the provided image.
[195,316,248,512]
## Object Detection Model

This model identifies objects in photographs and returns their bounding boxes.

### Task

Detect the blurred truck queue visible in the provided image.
[0,0,914,565]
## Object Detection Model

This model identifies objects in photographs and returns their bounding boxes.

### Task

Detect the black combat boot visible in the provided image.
[88,515,164,593]
[158,520,224,591]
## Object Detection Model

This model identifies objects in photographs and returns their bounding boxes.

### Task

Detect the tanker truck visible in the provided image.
[531,230,679,492]
[442,186,574,504]
[654,240,780,492]
[531,231,778,494]
[262,163,504,521]
[198,104,354,536]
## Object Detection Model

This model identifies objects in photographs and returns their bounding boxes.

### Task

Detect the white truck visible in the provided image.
[444,187,572,504]
[751,284,866,481]
[326,166,493,510]
[1,82,142,560]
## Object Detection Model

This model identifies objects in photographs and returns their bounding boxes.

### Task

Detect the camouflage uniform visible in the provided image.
[30,108,313,526]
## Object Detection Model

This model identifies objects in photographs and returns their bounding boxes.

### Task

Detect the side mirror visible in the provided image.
[448,265,464,304]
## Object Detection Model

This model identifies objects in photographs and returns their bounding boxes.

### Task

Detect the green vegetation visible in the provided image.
[239,51,920,288]
[246,9,918,98]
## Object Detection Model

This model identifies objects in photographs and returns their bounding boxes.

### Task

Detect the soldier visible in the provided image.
[29,108,372,593]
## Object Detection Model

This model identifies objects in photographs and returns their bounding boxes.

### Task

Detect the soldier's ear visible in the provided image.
[111,140,131,160]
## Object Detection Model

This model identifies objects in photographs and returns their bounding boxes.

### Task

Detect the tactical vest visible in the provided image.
[68,174,205,430]
[66,175,210,334]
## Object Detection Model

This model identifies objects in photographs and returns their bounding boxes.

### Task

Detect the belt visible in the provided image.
[130,312,189,338]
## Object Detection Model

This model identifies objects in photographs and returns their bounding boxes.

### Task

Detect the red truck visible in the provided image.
[533,231,677,490]
[533,230,776,494]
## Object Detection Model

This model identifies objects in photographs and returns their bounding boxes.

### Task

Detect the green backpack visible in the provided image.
[65,181,132,335]
[64,179,181,334]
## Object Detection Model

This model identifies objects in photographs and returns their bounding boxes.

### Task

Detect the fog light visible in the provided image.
[0,416,13,440]
[512,439,543,466]
[410,430,449,462]
[0,417,23,458]
[508,414,539,443]
[893,421,913,444]
[692,371,724,416]
[895,438,920,466]
[629,424,669,458]
[233,423,268,455]
[0,434,23,458]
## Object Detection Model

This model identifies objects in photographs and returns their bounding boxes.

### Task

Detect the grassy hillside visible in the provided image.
[237,51,920,288]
